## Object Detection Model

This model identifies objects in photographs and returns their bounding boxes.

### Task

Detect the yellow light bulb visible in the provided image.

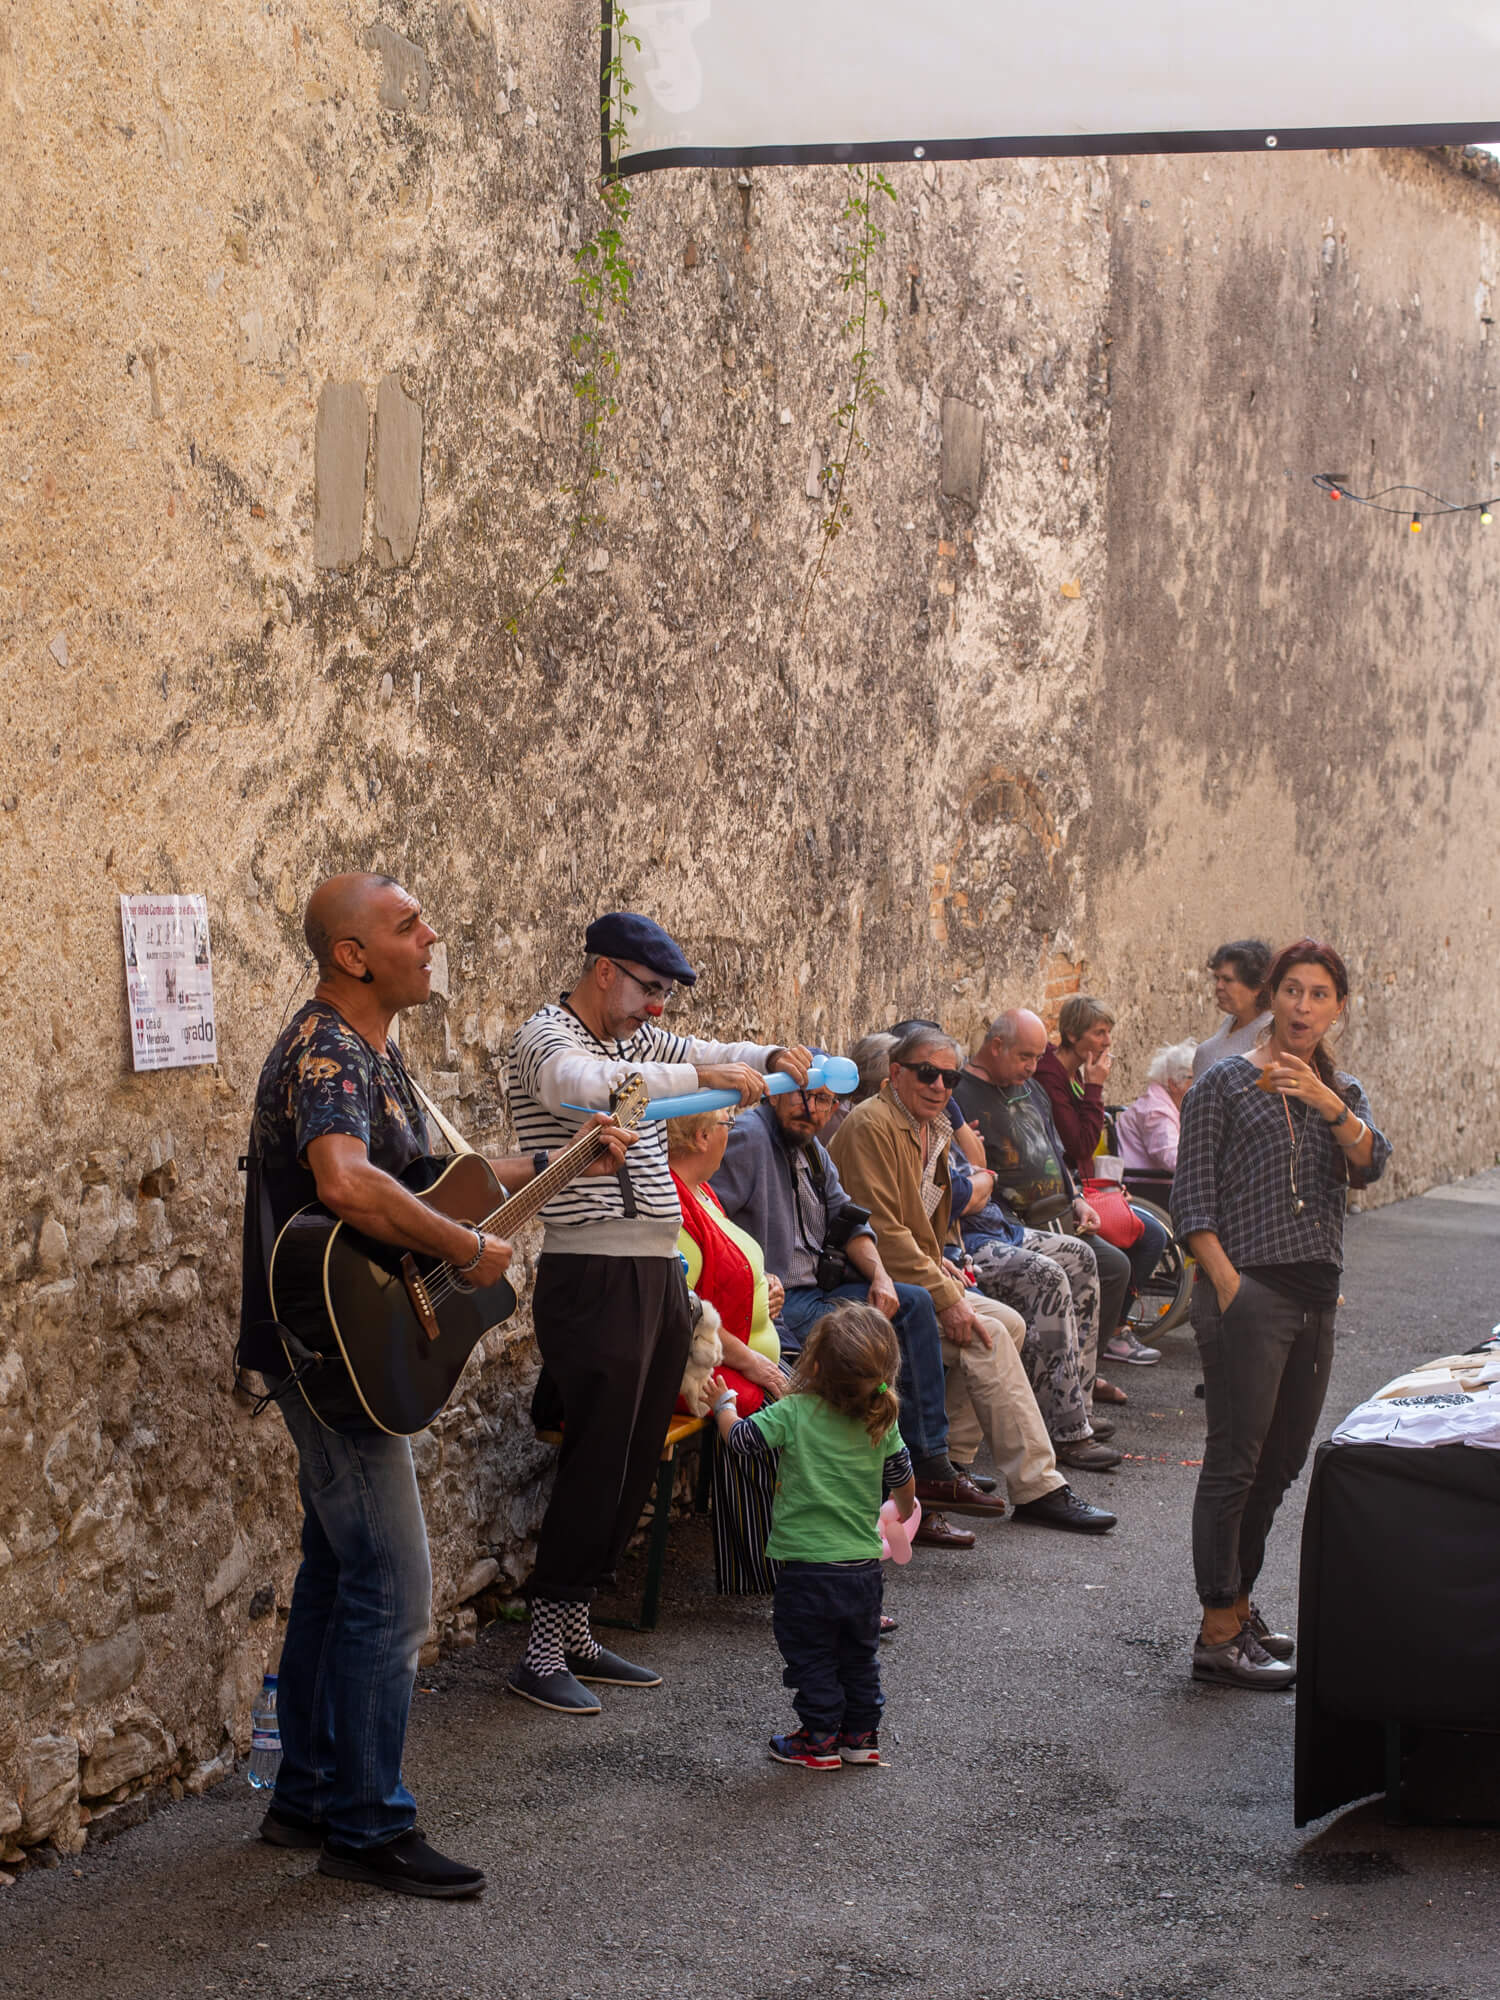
[1410,514,1422,533]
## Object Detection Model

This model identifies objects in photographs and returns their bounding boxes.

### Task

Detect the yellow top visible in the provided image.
[677,1188,780,1362]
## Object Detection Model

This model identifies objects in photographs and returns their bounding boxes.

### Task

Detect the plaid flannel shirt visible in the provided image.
[1170,1056,1390,1272]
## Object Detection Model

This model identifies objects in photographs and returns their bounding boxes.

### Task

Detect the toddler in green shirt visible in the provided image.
[713,1302,916,1768]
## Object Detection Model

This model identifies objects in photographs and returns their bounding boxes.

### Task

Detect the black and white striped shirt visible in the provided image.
[507,1001,778,1258]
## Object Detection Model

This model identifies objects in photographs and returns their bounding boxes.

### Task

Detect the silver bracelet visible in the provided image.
[456,1229,485,1275]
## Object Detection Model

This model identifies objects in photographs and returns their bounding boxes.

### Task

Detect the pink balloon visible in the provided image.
[879,1496,921,1563]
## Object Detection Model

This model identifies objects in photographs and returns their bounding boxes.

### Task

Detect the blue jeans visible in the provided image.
[780,1280,949,1463]
[774,1560,884,1736]
[272,1392,432,1848]
[1126,1209,1170,1298]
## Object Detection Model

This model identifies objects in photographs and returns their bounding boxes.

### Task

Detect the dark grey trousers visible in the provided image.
[1190,1274,1336,1610]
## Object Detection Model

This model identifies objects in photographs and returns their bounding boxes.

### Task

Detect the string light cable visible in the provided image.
[1312,472,1495,533]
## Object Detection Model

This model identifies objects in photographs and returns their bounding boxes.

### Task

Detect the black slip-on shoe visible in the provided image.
[505,1661,602,1714]
[1010,1485,1117,1534]
[317,1828,486,1900]
[259,1804,327,1850]
[565,1646,662,1687]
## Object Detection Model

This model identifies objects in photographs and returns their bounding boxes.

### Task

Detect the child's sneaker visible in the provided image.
[838,1729,881,1765]
[768,1729,841,1770]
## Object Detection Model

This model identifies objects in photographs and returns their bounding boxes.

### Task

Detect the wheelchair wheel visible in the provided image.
[1124,1196,1193,1335]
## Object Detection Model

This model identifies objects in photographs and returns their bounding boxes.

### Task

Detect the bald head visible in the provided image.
[978,1007,1049,1087]
[304,874,400,975]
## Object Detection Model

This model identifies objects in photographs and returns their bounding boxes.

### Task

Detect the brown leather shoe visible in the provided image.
[911,1510,976,1550]
[914,1474,1007,1520]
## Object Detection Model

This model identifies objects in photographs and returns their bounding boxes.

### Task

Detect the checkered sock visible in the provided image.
[560,1600,601,1663]
[523,1598,567,1677]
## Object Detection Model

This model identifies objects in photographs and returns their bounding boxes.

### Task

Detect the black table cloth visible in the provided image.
[1294,1438,1500,1826]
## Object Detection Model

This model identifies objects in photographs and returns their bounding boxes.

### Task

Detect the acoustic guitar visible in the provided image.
[267,1074,650,1435]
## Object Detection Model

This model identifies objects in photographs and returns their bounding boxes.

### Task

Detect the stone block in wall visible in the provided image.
[940,396,985,508]
[374,374,423,569]
[75,1623,144,1706]
[0,1792,20,1840]
[314,383,370,570]
[364,22,432,113]
[20,1735,79,1842]
[81,1716,173,1798]
[203,1532,250,1610]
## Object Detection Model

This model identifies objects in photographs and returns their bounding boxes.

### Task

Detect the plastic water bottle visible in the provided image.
[247,1673,281,1790]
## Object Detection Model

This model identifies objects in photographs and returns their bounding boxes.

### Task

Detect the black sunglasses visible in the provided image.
[896,1060,961,1089]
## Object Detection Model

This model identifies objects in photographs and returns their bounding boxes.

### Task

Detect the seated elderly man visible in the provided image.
[954,1010,1150,1374]
[711,1066,997,1551]
[830,1025,1116,1535]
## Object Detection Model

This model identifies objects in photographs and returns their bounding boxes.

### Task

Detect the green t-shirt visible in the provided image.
[747,1394,905,1563]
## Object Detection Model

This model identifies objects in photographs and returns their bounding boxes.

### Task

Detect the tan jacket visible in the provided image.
[828,1086,964,1312]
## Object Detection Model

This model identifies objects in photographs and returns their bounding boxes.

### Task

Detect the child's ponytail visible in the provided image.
[788,1302,903,1445]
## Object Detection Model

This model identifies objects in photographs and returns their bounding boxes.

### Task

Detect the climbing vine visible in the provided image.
[799,162,897,633]
[504,3,638,637]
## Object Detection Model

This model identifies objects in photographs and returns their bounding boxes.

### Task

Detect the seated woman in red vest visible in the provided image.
[668,1108,789,1595]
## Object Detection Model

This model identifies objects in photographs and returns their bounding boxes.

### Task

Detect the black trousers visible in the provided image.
[773,1560,884,1735]
[527,1252,693,1604]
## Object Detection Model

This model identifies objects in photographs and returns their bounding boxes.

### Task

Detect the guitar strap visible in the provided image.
[405,1076,476,1157]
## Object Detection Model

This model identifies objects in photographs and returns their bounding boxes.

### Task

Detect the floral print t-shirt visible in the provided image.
[239,1001,431,1377]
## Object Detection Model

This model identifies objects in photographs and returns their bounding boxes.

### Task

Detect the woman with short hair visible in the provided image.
[1191,939,1273,1081]
[1116,1042,1197,1178]
[1173,938,1390,1689]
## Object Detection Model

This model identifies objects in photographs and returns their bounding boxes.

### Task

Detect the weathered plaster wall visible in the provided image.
[1,0,1109,1854]
[1082,148,1500,1198]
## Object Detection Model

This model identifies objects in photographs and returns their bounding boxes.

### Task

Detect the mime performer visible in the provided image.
[506,912,813,1712]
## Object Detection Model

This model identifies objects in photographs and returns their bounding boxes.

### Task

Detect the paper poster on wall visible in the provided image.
[120,894,218,1072]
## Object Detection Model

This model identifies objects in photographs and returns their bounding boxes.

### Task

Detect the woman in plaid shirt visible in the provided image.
[1172,939,1390,1690]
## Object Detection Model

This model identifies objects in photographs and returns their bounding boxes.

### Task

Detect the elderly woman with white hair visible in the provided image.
[1116,1042,1196,1178]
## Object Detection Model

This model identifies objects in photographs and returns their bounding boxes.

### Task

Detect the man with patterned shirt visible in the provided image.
[505,911,814,1714]
[238,873,631,1899]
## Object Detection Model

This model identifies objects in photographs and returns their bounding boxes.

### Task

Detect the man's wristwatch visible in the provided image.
[531,1149,550,1177]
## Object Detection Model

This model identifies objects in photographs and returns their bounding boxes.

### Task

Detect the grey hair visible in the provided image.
[888,1024,959,1067]
[986,1011,1022,1047]
[1146,1041,1197,1089]
[848,1032,896,1102]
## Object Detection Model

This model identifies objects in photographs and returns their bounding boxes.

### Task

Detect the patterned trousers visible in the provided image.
[967,1231,1102,1445]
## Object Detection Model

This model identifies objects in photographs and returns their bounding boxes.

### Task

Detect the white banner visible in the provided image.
[613,0,1500,174]
[121,894,219,1072]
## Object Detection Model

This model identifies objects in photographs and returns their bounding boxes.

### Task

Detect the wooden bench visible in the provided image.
[534,1412,709,1630]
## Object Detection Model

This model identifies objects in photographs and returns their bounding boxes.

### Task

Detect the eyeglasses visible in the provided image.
[895,1061,961,1089]
[606,958,676,1006]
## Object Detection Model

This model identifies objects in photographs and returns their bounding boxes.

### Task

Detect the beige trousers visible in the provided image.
[942,1292,1065,1507]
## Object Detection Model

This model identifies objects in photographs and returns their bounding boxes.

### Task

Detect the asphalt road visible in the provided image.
[5,1181,1500,2000]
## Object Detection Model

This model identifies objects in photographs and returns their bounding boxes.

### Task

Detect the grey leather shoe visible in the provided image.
[1055,1437,1124,1472]
[1246,1603,1295,1662]
[1192,1623,1296,1690]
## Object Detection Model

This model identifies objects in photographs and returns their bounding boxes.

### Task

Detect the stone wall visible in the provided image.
[1082,147,1500,1201]
[2,0,1497,1860]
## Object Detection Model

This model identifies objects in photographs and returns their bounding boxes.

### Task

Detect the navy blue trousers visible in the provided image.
[773,1560,884,1735]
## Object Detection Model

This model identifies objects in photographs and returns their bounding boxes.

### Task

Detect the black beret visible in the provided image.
[584,911,698,986]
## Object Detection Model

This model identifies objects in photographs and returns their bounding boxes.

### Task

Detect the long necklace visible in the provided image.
[1281,1090,1309,1216]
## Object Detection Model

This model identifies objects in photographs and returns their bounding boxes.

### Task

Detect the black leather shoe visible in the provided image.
[318,1828,486,1899]
[963,1469,999,1492]
[1192,1623,1296,1690]
[1246,1603,1295,1662]
[911,1509,976,1550]
[259,1804,326,1850]
[915,1474,1006,1519]
[565,1647,662,1687]
[506,1662,602,1713]
[1010,1485,1117,1534]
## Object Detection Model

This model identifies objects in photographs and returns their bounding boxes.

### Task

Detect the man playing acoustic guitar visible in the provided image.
[239,873,633,1899]
[506,912,814,1714]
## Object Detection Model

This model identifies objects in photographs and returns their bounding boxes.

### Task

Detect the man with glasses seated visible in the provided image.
[506,911,815,1714]
[709,1060,1000,1552]
[831,1025,1115,1536]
